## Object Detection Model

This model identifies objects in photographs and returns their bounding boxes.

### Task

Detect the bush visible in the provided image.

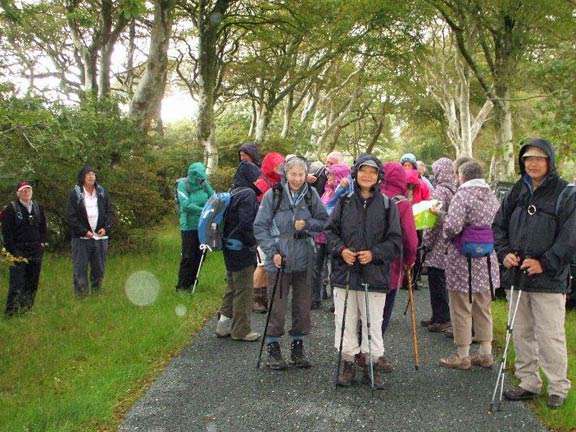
[0,94,170,251]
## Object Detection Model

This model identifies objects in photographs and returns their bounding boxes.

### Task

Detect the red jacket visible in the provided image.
[255,152,284,202]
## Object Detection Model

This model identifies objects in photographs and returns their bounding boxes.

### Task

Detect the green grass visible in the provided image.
[0,220,224,431]
[492,297,576,431]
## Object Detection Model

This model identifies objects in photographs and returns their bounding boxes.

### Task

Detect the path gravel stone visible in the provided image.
[121,285,547,432]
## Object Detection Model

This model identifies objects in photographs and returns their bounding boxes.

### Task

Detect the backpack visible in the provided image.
[74,184,106,205]
[198,187,250,251]
[453,225,495,303]
[174,177,188,213]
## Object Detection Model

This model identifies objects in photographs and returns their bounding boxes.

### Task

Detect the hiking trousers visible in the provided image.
[72,237,108,297]
[448,290,492,347]
[219,266,254,338]
[5,253,43,317]
[266,271,311,338]
[333,287,386,363]
[509,290,571,398]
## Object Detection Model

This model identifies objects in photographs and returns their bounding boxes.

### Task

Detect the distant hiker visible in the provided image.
[254,155,328,370]
[493,138,575,409]
[307,151,344,196]
[438,160,499,370]
[2,181,47,317]
[326,154,402,389]
[67,166,114,298]
[238,141,261,167]
[175,162,214,292]
[215,161,262,342]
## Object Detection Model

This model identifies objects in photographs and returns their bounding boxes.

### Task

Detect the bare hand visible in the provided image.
[97,228,106,236]
[520,258,543,276]
[306,174,317,184]
[85,231,94,238]
[273,254,284,268]
[357,250,373,265]
[503,253,520,269]
[294,220,305,231]
[340,178,350,188]
[341,248,357,266]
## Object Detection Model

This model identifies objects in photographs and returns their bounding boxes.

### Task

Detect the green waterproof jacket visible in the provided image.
[177,162,214,231]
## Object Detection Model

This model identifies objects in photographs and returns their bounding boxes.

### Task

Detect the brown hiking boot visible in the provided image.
[470,352,494,368]
[337,360,356,387]
[290,340,311,368]
[252,287,268,313]
[439,352,471,370]
[427,321,452,332]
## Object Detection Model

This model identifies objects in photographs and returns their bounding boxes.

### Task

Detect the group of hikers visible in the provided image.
[174,138,573,408]
[2,137,572,409]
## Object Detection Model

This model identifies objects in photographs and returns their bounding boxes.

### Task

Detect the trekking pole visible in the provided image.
[363,281,375,389]
[192,244,210,294]
[256,258,284,369]
[335,269,351,388]
[406,265,420,370]
[489,268,522,413]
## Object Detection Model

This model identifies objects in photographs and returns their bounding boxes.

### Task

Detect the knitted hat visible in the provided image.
[400,153,418,169]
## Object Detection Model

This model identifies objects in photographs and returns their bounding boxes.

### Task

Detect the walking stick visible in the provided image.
[335,269,351,387]
[405,265,420,370]
[192,245,210,294]
[256,259,283,369]
[363,282,375,389]
[489,269,522,413]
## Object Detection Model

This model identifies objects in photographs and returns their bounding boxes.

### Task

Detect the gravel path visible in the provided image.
[120,285,547,432]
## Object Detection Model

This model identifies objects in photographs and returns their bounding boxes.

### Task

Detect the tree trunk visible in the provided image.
[490,89,515,181]
[281,90,294,138]
[129,0,174,132]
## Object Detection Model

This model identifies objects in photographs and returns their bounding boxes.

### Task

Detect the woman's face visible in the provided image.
[327,171,336,185]
[286,166,307,191]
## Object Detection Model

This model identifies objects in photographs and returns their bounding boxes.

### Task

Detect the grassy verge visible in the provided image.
[0,220,224,431]
[492,297,576,430]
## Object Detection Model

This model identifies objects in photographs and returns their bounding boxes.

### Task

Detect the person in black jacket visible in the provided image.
[2,181,47,317]
[215,161,262,342]
[493,138,575,409]
[66,166,114,298]
[325,154,402,389]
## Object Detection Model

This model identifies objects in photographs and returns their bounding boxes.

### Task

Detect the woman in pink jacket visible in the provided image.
[379,162,418,370]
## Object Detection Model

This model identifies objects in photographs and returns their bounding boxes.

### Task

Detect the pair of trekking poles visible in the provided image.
[489,267,523,413]
[334,263,421,390]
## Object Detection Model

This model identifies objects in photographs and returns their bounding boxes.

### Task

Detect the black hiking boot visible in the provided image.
[337,360,356,387]
[290,339,311,368]
[266,342,288,370]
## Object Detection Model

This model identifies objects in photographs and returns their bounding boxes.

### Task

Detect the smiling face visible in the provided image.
[286,166,307,192]
[523,156,549,184]
[356,165,379,190]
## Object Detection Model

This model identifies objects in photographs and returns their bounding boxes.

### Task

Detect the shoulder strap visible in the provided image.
[555,183,575,215]
[271,183,284,217]
[74,185,83,205]
[392,194,407,205]
[11,201,21,219]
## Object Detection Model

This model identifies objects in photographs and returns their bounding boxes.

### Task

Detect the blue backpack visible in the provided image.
[198,188,249,251]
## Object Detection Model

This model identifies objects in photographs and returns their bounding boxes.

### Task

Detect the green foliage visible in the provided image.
[0,220,224,431]
[0,94,170,251]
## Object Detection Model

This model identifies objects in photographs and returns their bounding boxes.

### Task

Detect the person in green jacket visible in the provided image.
[176,162,214,291]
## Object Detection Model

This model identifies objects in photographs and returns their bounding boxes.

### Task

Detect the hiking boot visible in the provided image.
[266,342,288,370]
[252,287,268,313]
[337,360,356,387]
[372,357,390,390]
[215,318,231,338]
[439,352,471,370]
[470,352,494,368]
[420,319,433,327]
[428,321,452,332]
[547,394,565,409]
[503,385,538,401]
[290,340,312,368]
[232,331,261,342]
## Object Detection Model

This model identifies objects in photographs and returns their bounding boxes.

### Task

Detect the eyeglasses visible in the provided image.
[523,156,547,163]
